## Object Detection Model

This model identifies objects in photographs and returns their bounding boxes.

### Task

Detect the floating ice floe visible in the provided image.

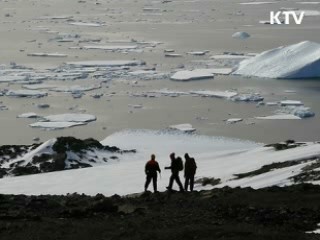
[239,2,273,5]
[17,112,40,118]
[233,41,320,79]
[42,113,96,123]
[187,51,209,56]
[27,53,68,57]
[191,90,238,99]
[83,45,138,51]
[232,32,250,40]
[37,15,74,20]
[280,106,315,118]
[280,100,303,106]
[0,76,28,83]
[231,93,264,102]
[255,114,302,120]
[226,118,243,124]
[22,84,58,90]
[171,70,214,81]
[68,22,105,27]
[50,84,101,93]
[169,124,196,133]
[6,90,48,98]
[165,53,183,57]
[30,122,86,130]
[66,60,145,67]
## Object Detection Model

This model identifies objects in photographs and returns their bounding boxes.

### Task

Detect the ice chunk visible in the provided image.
[280,100,303,106]
[43,113,96,122]
[17,112,40,118]
[226,118,243,124]
[190,90,238,98]
[83,45,138,50]
[169,124,196,133]
[50,84,101,93]
[0,76,28,83]
[239,2,273,4]
[23,84,58,90]
[171,70,214,81]
[165,53,183,57]
[69,22,104,27]
[6,90,48,98]
[66,60,145,67]
[27,53,67,57]
[231,93,264,102]
[187,51,209,56]
[280,106,315,118]
[234,41,320,79]
[30,122,86,129]
[255,114,301,120]
[232,32,250,40]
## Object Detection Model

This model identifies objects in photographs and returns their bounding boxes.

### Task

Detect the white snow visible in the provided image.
[232,32,250,40]
[1,130,320,196]
[171,70,214,81]
[234,41,320,79]
[169,124,196,133]
[43,113,96,123]
[30,122,86,130]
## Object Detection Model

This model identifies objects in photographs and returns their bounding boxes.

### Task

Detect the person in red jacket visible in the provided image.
[144,154,161,193]
[184,153,197,191]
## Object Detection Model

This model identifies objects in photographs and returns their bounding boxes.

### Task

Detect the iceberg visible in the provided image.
[234,41,320,79]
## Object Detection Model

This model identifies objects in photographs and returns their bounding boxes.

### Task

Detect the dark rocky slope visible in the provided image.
[1,184,320,240]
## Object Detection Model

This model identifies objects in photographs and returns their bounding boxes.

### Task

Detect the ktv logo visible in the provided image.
[270,11,305,24]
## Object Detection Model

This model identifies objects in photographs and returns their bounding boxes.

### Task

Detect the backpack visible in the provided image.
[177,158,183,171]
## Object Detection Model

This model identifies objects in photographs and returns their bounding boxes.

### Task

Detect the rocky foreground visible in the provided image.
[1,184,320,240]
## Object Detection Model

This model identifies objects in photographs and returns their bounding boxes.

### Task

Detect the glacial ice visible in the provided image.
[234,41,320,79]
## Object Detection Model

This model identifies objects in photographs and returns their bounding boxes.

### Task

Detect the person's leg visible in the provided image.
[167,174,174,190]
[190,175,195,191]
[145,175,151,191]
[152,174,158,192]
[184,176,189,191]
[174,173,184,191]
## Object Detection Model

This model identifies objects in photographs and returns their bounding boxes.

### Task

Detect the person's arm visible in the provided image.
[157,163,161,173]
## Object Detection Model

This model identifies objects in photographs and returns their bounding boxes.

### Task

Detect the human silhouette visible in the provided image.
[144,154,161,193]
[165,153,184,191]
[184,153,197,191]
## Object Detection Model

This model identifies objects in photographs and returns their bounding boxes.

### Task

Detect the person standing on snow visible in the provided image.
[184,153,197,191]
[144,154,161,193]
[165,153,184,191]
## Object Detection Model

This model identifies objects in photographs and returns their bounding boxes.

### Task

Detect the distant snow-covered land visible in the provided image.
[0,130,319,196]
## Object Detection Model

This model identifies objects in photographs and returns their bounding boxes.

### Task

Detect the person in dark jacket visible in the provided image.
[144,154,161,192]
[165,153,184,191]
[184,153,197,191]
